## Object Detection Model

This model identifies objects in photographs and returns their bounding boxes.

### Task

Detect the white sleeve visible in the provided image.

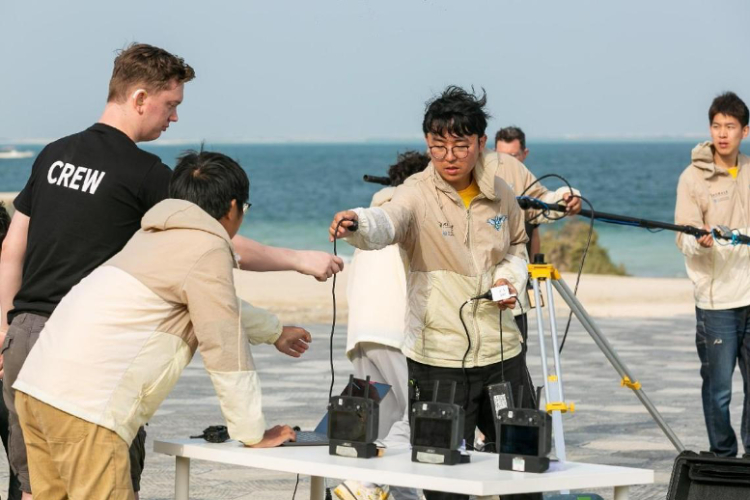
[343,207,397,250]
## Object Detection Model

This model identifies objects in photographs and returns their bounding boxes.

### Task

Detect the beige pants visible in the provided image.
[15,392,134,500]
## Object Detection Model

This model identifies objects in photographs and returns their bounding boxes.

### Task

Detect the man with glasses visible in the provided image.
[330,86,551,500]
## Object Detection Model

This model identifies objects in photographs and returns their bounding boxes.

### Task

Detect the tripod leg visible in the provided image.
[552,279,686,452]
[532,278,551,406]
[544,279,567,463]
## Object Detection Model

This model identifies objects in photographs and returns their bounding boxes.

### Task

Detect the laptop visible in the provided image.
[283,379,391,447]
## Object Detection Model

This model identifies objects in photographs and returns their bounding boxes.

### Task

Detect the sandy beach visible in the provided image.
[234,268,696,324]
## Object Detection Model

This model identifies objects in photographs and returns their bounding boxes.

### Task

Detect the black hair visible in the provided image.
[494,126,526,150]
[0,202,10,247]
[709,92,749,127]
[169,150,249,220]
[422,86,490,138]
[388,150,430,186]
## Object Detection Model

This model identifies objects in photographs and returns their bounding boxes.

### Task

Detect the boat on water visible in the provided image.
[0,147,34,159]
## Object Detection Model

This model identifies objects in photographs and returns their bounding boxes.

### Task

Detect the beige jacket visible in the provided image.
[346,152,529,368]
[14,200,282,445]
[675,142,750,310]
[495,152,578,223]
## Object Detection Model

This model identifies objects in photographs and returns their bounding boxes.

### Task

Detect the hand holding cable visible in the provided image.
[329,211,359,241]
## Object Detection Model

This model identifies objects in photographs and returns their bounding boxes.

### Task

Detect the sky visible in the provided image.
[1,0,749,143]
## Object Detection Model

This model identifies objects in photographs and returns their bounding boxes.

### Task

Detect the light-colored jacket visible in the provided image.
[346,187,409,358]
[14,199,282,446]
[675,142,750,310]
[495,152,577,223]
[346,152,529,368]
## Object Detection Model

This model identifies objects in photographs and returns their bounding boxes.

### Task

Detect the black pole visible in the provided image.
[516,196,750,245]
[362,175,391,186]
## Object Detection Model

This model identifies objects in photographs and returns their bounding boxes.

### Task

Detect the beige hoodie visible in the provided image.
[346,152,529,368]
[675,142,750,310]
[14,199,282,446]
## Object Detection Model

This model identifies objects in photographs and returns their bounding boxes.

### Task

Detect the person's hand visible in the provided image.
[561,192,582,215]
[492,279,518,311]
[295,250,343,282]
[245,425,296,448]
[274,326,312,358]
[329,211,359,242]
[697,225,714,248]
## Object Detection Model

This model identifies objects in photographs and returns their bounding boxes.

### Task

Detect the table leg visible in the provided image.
[310,476,325,500]
[614,485,629,500]
[175,456,190,500]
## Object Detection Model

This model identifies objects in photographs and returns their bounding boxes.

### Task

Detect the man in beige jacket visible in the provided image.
[675,91,750,457]
[14,151,300,499]
[331,86,546,500]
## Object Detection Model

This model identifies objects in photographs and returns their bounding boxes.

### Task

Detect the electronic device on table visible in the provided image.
[283,378,390,447]
[496,407,552,473]
[328,374,380,458]
[410,380,469,466]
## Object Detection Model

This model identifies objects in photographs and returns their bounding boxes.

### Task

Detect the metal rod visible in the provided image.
[532,278,551,405]
[552,279,686,452]
[516,197,749,244]
[545,278,565,402]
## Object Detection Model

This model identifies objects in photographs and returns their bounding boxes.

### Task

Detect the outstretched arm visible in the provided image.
[232,235,343,281]
[0,212,29,339]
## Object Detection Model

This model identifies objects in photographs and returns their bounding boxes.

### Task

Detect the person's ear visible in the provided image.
[225,199,239,219]
[742,125,749,139]
[479,135,487,150]
[131,89,148,113]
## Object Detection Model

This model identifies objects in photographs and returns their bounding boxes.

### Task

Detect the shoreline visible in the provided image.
[234,269,695,325]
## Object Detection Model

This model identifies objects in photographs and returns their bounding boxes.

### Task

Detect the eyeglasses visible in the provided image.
[429,145,470,160]
[242,202,252,213]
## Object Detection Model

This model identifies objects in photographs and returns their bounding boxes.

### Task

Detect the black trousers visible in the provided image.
[408,354,541,500]
[0,380,22,500]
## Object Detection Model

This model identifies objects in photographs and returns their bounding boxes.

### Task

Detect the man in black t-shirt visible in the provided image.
[0,44,343,500]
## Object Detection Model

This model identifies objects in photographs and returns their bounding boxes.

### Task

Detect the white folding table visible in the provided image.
[154,439,653,499]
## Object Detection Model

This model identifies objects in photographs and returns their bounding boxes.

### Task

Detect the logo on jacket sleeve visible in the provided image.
[487,215,507,231]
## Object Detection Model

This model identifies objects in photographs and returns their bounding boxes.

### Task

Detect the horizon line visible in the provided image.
[1,132,710,146]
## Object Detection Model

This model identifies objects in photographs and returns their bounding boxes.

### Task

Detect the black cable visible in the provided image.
[292,473,300,500]
[558,195,595,354]
[519,174,574,225]
[459,300,472,408]
[499,309,505,382]
[329,219,348,400]
[516,301,537,409]
[519,173,574,199]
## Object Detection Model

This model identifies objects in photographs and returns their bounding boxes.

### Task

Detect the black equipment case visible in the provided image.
[667,450,750,500]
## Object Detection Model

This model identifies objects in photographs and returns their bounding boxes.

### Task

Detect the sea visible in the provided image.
[0,141,702,278]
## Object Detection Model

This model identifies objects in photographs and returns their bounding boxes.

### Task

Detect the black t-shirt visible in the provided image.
[10,123,172,321]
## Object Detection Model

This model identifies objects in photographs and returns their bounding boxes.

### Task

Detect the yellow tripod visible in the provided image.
[527,261,685,463]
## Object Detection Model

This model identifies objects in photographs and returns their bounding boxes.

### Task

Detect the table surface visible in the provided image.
[154,439,654,496]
